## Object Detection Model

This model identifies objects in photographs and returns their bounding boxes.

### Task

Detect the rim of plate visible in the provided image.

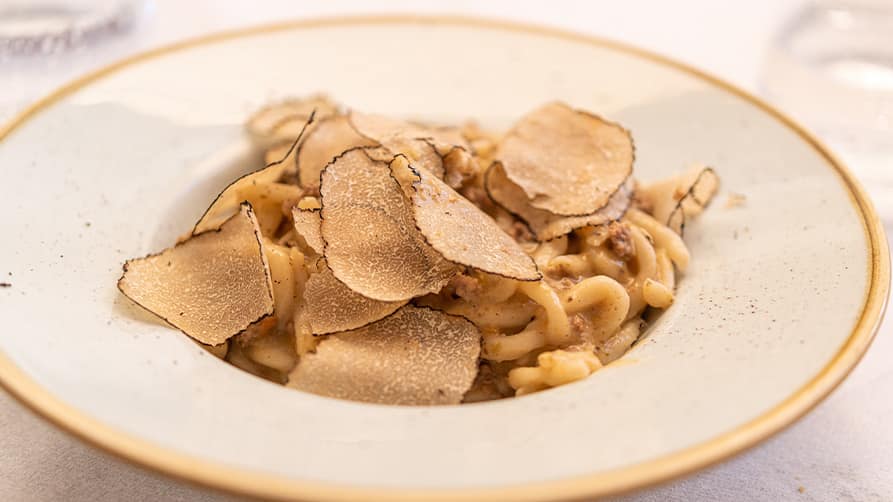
[0,14,888,502]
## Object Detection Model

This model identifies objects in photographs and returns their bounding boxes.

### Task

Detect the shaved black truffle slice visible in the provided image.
[319,148,455,302]
[485,162,633,241]
[302,263,406,334]
[390,156,540,280]
[118,203,274,346]
[246,95,337,146]
[495,102,633,216]
[288,305,481,405]
[291,207,324,255]
[349,111,471,180]
[296,115,377,188]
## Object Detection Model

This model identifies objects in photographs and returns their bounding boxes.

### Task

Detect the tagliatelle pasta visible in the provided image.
[117,96,719,404]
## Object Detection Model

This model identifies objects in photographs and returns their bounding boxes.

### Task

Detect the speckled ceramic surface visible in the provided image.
[0,17,887,502]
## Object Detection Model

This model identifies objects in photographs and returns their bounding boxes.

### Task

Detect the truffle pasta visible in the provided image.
[117,96,719,405]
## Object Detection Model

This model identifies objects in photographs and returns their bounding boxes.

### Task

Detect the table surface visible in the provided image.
[3,1,891,501]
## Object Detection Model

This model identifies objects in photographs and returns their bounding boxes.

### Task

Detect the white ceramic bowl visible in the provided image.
[0,16,888,502]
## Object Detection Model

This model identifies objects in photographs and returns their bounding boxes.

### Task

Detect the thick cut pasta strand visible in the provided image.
[517,281,571,345]
[264,240,298,330]
[585,247,626,281]
[476,274,519,304]
[508,349,602,395]
[655,248,675,290]
[290,248,318,357]
[226,341,286,383]
[625,209,690,271]
[442,298,536,331]
[294,323,318,357]
[624,225,658,320]
[243,330,298,373]
[643,279,674,308]
[644,247,677,310]
[545,254,593,279]
[531,236,568,269]
[596,320,641,364]
[558,276,630,343]
[482,317,548,362]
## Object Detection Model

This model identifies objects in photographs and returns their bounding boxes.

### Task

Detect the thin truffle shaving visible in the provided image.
[302,263,406,334]
[288,305,481,405]
[495,102,633,216]
[246,95,338,146]
[392,157,540,280]
[296,115,377,188]
[291,207,325,255]
[118,203,273,345]
[350,111,469,150]
[349,111,471,179]
[485,162,633,241]
[319,148,455,301]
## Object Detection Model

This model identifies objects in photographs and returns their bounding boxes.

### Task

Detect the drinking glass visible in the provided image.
[0,0,149,59]
[762,0,893,217]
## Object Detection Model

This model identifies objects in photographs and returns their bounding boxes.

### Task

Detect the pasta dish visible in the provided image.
[117,97,718,405]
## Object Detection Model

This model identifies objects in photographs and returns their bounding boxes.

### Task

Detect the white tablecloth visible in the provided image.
[3,1,890,500]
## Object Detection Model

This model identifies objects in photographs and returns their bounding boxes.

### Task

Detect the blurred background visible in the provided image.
[2,1,891,500]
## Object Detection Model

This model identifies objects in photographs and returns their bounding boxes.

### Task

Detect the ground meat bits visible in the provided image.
[606,221,634,261]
